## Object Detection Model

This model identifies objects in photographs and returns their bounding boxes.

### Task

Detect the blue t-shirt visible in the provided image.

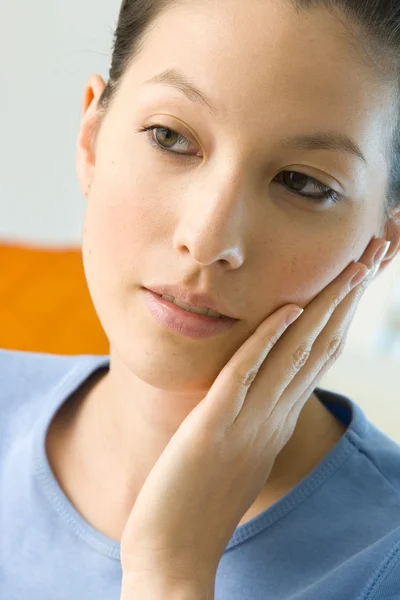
[0,348,399,599]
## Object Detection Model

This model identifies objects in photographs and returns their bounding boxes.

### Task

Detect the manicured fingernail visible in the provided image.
[285,308,304,327]
[349,266,371,290]
[372,241,391,265]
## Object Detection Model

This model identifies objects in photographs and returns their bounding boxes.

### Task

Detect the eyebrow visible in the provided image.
[144,68,218,117]
[144,68,368,166]
[280,131,367,166]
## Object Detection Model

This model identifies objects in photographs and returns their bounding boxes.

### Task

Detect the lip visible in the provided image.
[142,288,238,339]
[144,284,238,319]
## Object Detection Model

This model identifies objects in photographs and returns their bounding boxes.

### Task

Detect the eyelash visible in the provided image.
[136,124,342,205]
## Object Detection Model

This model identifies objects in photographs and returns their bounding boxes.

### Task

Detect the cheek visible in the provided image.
[257,224,362,312]
[82,167,175,285]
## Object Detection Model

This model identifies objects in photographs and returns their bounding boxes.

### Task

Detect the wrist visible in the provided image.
[120,572,215,600]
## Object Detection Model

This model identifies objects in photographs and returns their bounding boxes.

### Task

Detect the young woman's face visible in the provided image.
[77,0,393,391]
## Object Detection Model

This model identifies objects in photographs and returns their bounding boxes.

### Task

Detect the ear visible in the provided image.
[376,206,400,277]
[76,74,107,199]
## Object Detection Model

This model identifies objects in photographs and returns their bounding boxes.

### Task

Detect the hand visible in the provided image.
[119,237,389,592]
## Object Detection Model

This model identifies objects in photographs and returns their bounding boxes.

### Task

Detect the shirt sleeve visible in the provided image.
[363,542,400,599]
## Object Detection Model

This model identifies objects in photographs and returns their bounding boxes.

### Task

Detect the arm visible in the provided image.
[120,571,215,600]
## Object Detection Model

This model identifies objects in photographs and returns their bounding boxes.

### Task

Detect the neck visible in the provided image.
[46,360,346,540]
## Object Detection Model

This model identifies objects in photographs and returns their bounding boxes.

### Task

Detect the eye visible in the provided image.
[137,125,342,205]
[137,124,200,156]
[273,171,341,205]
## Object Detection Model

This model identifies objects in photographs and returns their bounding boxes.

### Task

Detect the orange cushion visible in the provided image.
[0,242,109,355]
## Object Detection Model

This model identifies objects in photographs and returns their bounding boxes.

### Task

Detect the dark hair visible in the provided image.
[97,0,400,224]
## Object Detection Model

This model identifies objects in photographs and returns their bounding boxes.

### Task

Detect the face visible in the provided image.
[77,0,394,393]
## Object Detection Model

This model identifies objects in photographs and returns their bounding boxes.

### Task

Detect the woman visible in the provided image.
[1,0,400,598]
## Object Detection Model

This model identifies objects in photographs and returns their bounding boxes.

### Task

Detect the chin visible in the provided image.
[107,320,221,394]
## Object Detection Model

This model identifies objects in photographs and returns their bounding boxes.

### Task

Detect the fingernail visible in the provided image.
[285,308,304,327]
[372,241,391,265]
[349,266,371,290]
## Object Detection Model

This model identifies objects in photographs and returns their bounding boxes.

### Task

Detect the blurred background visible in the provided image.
[1,1,399,441]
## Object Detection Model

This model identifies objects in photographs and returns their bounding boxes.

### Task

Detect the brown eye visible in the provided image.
[282,171,309,191]
[153,127,179,148]
[138,125,199,156]
[273,170,341,205]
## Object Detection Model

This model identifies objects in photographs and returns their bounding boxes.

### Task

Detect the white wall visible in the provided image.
[0,0,121,245]
[1,0,399,440]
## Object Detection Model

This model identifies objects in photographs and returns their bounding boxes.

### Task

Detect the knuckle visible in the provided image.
[291,343,312,371]
[326,334,345,362]
[334,339,346,360]
[285,344,312,378]
[327,334,342,357]
[283,424,296,446]
[269,331,283,347]
[330,293,343,312]
[233,362,258,387]
[233,366,247,382]
[242,369,257,387]
[269,424,281,445]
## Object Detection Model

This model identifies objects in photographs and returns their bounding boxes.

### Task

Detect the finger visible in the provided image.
[251,273,370,452]
[239,236,389,426]
[271,298,358,453]
[277,264,371,415]
[235,259,368,431]
[274,331,348,451]
[201,303,304,428]
[272,237,389,420]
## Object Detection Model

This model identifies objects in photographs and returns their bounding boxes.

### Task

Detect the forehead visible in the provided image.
[124,0,393,164]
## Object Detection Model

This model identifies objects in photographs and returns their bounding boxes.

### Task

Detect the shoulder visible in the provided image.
[358,417,400,496]
[0,349,103,441]
[359,529,400,599]
[318,386,400,494]
[0,348,83,401]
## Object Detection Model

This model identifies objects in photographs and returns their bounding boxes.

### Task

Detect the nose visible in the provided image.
[172,169,249,269]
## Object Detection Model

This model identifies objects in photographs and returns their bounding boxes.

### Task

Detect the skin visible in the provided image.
[47,0,400,543]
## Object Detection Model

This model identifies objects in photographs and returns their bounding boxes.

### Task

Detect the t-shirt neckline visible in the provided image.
[32,354,369,560]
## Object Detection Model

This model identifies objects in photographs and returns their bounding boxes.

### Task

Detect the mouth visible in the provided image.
[144,285,238,320]
[142,288,239,339]
[155,293,225,319]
